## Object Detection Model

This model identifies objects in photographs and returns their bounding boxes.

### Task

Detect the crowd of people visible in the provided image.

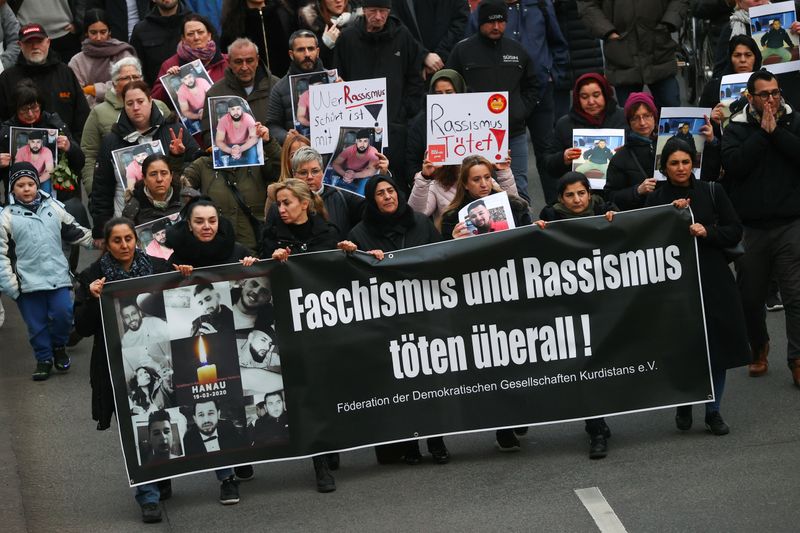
[0,0,798,524]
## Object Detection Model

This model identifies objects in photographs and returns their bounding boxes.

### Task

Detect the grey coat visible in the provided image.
[0,5,20,70]
[577,0,688,85]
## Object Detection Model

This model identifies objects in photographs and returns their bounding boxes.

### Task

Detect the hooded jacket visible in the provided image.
[347,174,441,251]
[721,102,800,226]
[266,58,327,145]
[333,14,425,125]
[0,51,90,142]
[130,3,191,85]
[89,103,201,238]
[576,0,687,86]
[446,30,539,137]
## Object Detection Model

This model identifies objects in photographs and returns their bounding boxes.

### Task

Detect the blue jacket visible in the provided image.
[467,0,570,94]
[0,193,93,299]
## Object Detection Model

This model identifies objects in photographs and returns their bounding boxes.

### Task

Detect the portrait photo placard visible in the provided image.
[426,91,509,165]
[289,69,337,138]
[309,77,388,155]
[323,126,383,196]
[654,107,711,180]
[9,126,58,189]
[111,140,164,192]
[457,191,516,237]
[570,128,625,190]
[208,95,264,169]
[160,59,213,135]
[750,2,799,70]
[135,213,181,260]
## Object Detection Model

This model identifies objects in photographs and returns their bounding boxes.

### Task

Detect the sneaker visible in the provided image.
[219,476,240,505]
[52,346,71,372]
[766,292,784,312]
[32,360,53,381]
[403,441,422,465]
[705,411,730,436]
[234,465,254,481]
[675,406,693,431]
[588,434,608,460]
[429,443,451,465]
[495,429,521,452]
[141,503,162,523]
[312,456,336,493]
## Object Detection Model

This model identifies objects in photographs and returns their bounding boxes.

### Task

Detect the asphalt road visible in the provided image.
[1,155,799,532]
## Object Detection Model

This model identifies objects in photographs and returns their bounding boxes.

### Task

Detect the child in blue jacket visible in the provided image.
[0,162,94,380]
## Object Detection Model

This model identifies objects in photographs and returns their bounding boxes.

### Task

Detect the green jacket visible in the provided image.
[79,89,170,195]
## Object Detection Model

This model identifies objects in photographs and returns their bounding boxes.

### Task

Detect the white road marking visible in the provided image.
[575,487,628,533]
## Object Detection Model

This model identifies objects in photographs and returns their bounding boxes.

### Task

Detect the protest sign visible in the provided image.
[160,60,213,136]
[208,96,264,169]
[457,191,515,235]
[289,69,337,138]
[654,107,711,180]
[101,206,712,485]
[750,2,799,71]
[570,128,624,189]
[309,77,388,155]
[425,92,509,165]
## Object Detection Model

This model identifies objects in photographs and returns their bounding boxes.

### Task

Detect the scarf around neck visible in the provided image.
[177,39,217,65]
[144,185,174,209]
[730,9,750,39]
[552,194,604,219]
[100,248,154,281]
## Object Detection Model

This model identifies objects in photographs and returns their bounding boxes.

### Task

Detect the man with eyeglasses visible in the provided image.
[267,30,332,145]
[722,69,800,389]
[0,23,89,142]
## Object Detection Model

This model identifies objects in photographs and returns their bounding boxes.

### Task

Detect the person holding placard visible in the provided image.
[122,154,183,225]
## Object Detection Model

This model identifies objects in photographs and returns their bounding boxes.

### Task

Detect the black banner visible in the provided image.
[101,206,712,485]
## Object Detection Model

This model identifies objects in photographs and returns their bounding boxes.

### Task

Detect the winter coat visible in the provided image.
[645,179,749,371]
[467,0,569,93]
[130,4,190,85]
[201,64,280,149]
[440,190,532,240]
[553,0,604,89]
[576,0,688,86]
[539,194,616,221]
[266,58,327,145]
[447,32,539,137]
[150,50,229,109]
[0,52,90,142]
[68,38,136,106]
[183,155,279,251]
[348,210,441,252]
[408,167,518,223]
[0,4,20,70]
[0,110,85,200]
[298,1,362,68]
[391,0,468,64]
[91,0,150,43]
[121,177,183,226]
[73,254,171,427]
[333,14,426,125]
[260,212,340,258]
[79,90,171,195]
[721,103,800,227]
[0,192,93,299]
[166,215,252,267]
[89,103,201,238]
[546,103,626,178]
[220,3,298,78]
[604,134,655,210]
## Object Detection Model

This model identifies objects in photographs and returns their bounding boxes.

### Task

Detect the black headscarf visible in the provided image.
[362,174,416,235]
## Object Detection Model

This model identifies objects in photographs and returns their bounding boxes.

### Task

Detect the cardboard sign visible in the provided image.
[426,92,509,165]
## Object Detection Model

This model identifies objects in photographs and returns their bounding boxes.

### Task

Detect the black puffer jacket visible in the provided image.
[553,0,605,90]
[333,15,425,124]
[89,103,200,238]
[130,4,190,85]
[265,58,327,145]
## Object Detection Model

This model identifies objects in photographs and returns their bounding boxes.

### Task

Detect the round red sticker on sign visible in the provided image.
[487,94,507,114]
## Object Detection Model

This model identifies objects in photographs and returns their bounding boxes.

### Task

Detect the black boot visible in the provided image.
[675,406,693,431]
[312,456,336,493]
[588,434,608,459]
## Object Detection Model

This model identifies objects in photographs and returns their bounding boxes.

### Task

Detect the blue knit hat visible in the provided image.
[9,161,40,190]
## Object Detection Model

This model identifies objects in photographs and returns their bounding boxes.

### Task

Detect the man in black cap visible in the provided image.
[447,0,539,201]
[0,23,89,141]
[333,0,425,192]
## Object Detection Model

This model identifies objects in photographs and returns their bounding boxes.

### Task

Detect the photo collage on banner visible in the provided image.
[208,96,265,169]
[654,108,711,180]
[114,270,287,472]
[10,126,58,194]
[160,59,213,136]
[570,128,625,190]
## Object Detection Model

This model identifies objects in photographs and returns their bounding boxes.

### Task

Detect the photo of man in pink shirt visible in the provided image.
[213,97,260,167]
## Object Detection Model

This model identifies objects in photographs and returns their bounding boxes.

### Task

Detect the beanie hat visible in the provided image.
[9,161,40,190]
[478,0,507,26]
[363,0,391,8]
[623,92,658,123]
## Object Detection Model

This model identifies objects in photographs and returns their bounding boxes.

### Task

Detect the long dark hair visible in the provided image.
[83,8,110,36]
[103,217,138,244]
[129,366,160,409]
[658,138,697,176]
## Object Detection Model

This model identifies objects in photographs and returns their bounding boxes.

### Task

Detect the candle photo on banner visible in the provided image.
[425,91,509,165]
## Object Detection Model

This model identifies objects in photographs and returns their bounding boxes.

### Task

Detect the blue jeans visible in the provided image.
[508,133,530,202]
[707,367,726,414]
[16,288,72,362]
[134,468,233,506]
[613,76,681,110]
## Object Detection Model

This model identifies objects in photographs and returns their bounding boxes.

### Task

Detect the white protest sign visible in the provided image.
[309,78,388,155]
[425,91,509,165]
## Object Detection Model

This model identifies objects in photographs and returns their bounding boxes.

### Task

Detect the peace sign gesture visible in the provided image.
[168,127,185,156]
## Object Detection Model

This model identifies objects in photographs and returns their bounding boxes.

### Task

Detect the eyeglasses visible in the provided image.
[631,113,654,123]
[754,89,781,100]
[294,168,323,178]
[18,103,40,115]
[117,74,142,83]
